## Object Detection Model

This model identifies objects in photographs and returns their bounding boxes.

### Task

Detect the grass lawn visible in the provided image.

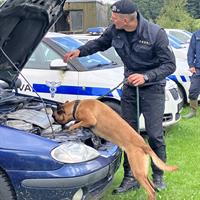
[102,107,200,200]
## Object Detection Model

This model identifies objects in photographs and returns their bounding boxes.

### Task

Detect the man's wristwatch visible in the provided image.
[143,74,149,82]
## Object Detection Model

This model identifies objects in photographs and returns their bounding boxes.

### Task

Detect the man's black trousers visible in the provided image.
[121,83,166,176]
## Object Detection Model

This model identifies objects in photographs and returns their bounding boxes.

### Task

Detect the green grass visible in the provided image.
[102,107,200,200]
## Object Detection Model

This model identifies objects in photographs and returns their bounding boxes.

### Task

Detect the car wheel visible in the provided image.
[0,170,16,200]
[103,101,121,115]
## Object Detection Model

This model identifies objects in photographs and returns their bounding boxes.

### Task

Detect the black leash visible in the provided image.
[96,78,160,101]
[96,78,161,133]
[96,79,140,132]
[97,79,159,133]
[97,79,127,100]
[136,86,140,133]
[0,47,56,138]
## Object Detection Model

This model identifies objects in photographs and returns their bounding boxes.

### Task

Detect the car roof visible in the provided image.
[165,28,185,31]
[46,32,69,38]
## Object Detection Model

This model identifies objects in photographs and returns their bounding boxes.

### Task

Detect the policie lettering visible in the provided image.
[19,84,32,92]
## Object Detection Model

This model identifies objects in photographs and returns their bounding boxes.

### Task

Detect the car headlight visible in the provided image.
[51,141,100,163]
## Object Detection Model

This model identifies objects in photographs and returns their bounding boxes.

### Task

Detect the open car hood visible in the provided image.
[0,0,65,87]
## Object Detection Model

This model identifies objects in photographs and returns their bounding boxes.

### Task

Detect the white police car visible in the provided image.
[19,32,183,130]
[73,28,194,104]
[169,58,198,103]
[165,29,192,45]
[164,29,195,103]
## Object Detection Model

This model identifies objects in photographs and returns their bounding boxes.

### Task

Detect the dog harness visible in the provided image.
[72,100,80,120]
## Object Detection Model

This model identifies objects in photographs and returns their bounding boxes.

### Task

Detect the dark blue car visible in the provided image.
[0,1,121,200]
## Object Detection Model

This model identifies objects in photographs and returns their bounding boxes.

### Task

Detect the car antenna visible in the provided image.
[0,47,56,139]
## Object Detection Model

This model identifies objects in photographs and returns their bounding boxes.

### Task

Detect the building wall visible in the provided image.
[59,1,110,33]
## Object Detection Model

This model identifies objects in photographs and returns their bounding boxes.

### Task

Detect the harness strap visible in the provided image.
[72,100,80,120]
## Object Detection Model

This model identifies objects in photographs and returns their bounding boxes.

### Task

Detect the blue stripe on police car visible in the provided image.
[32,83,117,97]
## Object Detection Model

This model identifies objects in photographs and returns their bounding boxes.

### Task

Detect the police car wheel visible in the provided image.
[103,101,121,115]
[0,170,16,200]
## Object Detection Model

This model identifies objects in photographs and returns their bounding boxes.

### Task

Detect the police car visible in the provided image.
[161,29,195,103]
[169,58,195,103]
[74,28,194,104]
[164,29,194,103]
[19,32,183,130]
[165,29,192,45]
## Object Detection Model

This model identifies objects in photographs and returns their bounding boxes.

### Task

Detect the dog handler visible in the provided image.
[183,29,200,118]
[63,0,176,194]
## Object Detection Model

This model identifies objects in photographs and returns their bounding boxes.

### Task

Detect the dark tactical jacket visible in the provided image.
[78,13,176,85]
[188,29,200,70]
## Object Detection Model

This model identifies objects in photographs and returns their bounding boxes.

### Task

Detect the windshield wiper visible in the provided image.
[89,63,112,69]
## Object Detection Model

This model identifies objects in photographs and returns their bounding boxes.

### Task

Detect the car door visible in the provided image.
[19,41,79,102]
[77,61,123,100]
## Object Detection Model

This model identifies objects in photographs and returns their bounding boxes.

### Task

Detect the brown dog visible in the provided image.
[53,99,178,200]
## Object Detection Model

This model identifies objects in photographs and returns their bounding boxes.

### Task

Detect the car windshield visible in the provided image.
[183,30,193,36]
[168,35,185,49]
[50,36,112,69]
[76,38,123,66]
[168,30,191,44]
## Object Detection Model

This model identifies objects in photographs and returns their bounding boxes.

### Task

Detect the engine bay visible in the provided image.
[0,88,105,149]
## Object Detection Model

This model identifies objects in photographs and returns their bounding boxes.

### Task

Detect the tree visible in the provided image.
[132,0,165,22]
[186,0,200,19]
[0,0,5,6]
[156,0,199,31]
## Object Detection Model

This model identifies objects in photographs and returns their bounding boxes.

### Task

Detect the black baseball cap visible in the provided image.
[111,0,137,14]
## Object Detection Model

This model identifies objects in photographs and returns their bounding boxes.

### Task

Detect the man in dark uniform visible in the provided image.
[183,29,200,118]
[63,0,176,195]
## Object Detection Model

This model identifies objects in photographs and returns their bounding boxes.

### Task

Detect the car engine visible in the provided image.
[0,87,105,149]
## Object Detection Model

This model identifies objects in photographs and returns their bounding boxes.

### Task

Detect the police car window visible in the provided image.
[168,36,184,49]
[169,31,191,44]
[78,38,123,66]
[101,47,124,66]
[50,36,112,70]
[25,42,62,69]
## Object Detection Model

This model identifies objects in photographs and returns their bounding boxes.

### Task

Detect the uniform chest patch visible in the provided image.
[138,40,151,46]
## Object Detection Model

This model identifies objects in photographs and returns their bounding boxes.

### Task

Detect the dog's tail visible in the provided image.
[144,146,178,172]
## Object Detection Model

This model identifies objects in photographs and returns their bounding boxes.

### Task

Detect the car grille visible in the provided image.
[163,113,173,122]
[109,150,122,175]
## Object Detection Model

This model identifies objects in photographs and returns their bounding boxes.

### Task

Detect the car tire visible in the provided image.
[177,85,187,104]
[0,170,16,200]
[103,101,121,115]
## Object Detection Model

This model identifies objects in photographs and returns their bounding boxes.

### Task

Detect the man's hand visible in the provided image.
[189,67,196,74]
[63,49,80,63]
[127,73,145,86]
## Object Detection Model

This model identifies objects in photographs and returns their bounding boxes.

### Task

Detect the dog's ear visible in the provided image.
[56,103,65,114]
[57,103,63,109]
[64,100,69,104]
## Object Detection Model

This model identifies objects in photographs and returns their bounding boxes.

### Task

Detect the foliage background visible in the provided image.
[131,0,200,32]
[0,0,200,31]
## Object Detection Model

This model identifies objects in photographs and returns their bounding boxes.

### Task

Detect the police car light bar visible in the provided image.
[86,27,105,35]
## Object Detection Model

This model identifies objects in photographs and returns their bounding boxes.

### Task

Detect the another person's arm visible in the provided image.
[187,33,196,74]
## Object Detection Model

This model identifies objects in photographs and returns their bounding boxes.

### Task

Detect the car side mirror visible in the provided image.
[50,59,69,70]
